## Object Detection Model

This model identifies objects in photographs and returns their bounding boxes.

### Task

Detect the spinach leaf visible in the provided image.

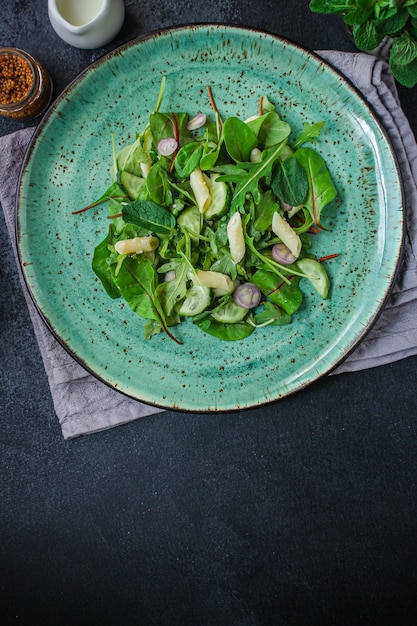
[223,116,258,162]
[252,301,292,327]
[195,318,254,341]
[254,190,280,232]
[155,259,189,315]
[294,147,337,224]
[146,163,172,206]
[174,141,204,178]
[114,256,181,343]
[92,225,120,299]
[122,199,176,235]
[251,269,303,315]
[149,112,190,146]
[256,112,291,148]
[117,135,149,176]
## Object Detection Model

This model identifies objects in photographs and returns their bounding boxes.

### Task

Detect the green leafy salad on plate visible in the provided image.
[76,79,338,344]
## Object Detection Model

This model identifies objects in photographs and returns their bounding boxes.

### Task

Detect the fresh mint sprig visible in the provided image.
[309,0,417,87]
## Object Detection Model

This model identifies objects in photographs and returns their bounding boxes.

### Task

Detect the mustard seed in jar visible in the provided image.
[0,48,52,121]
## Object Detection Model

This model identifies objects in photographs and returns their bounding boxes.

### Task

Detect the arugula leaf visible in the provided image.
[293,121,325,150]
[122,199,176,235]
[218,142,288,210]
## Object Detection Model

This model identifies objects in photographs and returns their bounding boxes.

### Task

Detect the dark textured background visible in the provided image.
[1,1,417,624]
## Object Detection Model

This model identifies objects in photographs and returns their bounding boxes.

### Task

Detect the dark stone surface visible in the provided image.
[1,1,417,624]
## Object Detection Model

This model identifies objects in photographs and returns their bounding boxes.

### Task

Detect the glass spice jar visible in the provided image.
[0,48,52,122]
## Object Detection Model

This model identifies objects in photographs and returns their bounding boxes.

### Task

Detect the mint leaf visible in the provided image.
[376,8,409,35]
[122,199,176,235]
[309,0,354,14]
[390,57,417,87]
[390,33,417,65]
[353,20,385,50]
[344,6,374,25]
[271,157,309,207]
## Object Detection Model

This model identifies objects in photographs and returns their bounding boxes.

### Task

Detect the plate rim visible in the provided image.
[16,23,405,412]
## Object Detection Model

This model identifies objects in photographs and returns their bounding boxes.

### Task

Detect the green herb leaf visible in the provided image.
[376,8,409,35]
[195,319,254,341]
[344,5,374,26]
[390,33,417,65]
[309,0,353,14]
[219,143,287,211]
[271,157,309,207]
[146,163,172,206]
[251,269,303,315]
[155,259,189,316]
[252,301,292,327]
[293,121,325,150]
[390,57,417,86]
[294,147,337,224]
[92,226,121,299]
[353,20,385,50]
[174,141,204,178]
[255,112,291,149]
[114,256,181,343]
[223,116,258,162]
[121,199,176,235]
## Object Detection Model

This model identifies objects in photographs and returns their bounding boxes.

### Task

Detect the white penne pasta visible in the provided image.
[115,236,159,255]
[271,211,302,259]
[227,211,246,263]
[195,270,234,292]
[190,167,211,214]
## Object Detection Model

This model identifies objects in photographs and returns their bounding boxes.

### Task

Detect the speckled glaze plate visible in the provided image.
[17,25,403,411]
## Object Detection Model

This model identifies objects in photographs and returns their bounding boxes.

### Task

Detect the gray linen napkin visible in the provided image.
[1,51,417,438]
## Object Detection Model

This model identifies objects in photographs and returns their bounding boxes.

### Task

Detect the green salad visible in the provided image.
[76,79,338,343]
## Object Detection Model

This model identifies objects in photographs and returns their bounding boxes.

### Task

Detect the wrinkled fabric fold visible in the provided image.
[1,51,417,437]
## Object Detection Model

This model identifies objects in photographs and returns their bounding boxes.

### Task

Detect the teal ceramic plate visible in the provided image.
[17,25,404,411]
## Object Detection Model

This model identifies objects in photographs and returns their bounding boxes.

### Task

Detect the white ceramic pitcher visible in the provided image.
[48,0,125,49]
